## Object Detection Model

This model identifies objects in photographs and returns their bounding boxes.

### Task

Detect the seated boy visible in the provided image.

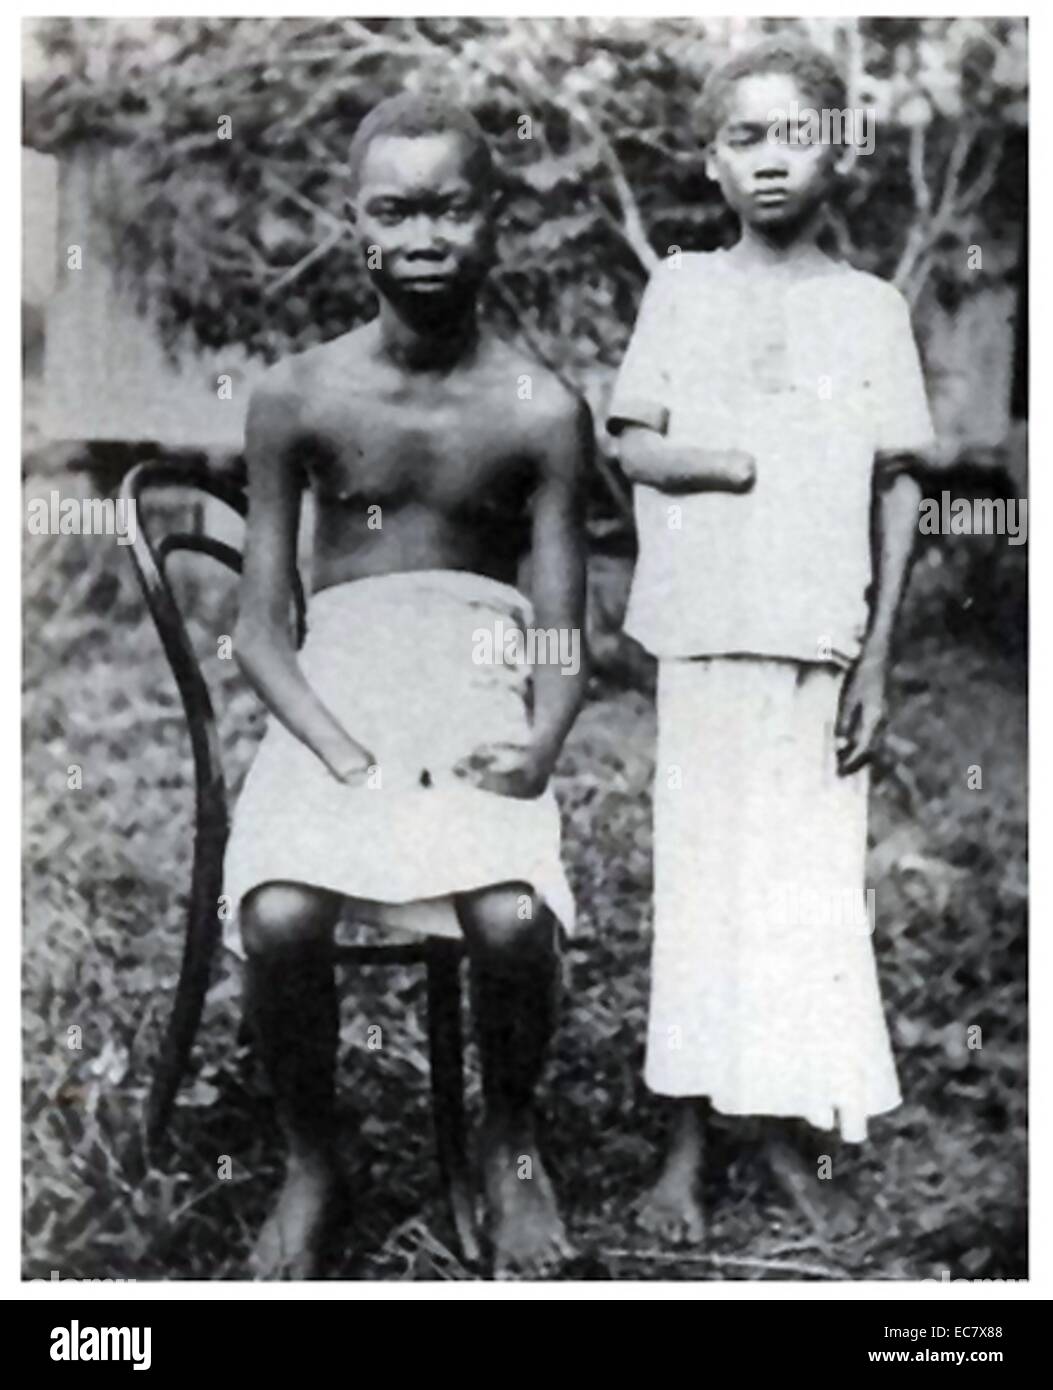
[607,37,935,1241]
[224,94,589,1277]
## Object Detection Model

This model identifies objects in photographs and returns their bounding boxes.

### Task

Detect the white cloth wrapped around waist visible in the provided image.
[223,569,575,952]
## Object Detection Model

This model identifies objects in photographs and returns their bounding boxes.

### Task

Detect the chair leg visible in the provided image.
[145,802,226,1153]
[425,941,480,1264]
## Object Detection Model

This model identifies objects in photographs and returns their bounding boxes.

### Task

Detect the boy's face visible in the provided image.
[705,72,847,233]
[352,131,495,313]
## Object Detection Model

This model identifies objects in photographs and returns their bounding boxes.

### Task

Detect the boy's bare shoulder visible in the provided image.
[486,335,591,439]
[244,358,302,454]
[246,327,375,447]
[256,325,374,401]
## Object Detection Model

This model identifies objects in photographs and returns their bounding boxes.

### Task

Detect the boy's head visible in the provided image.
[347,93,497,313]
[700,37,853,234]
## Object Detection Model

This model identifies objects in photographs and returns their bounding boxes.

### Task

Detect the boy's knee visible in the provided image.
[240,882,336,958]
[459,882,551,960]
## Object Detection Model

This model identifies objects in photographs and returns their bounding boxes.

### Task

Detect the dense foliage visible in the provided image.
[25,15,1026,416]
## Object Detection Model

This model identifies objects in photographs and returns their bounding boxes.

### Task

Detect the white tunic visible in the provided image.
[608,251,935,665]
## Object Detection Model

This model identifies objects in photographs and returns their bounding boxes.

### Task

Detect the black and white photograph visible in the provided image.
[21,8,1031,1299]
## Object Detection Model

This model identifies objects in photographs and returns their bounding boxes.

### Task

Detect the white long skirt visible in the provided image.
[223,569,575,955]
[645,657,901,1141]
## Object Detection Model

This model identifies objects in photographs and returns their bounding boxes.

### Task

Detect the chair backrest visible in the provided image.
[119,458,306,838]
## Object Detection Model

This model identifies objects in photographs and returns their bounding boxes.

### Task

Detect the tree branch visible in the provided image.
[262,223,347,299]
[511,22,658,274]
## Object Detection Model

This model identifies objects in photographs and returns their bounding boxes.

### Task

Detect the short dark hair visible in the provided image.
[347,93,494,189]
[699,36,849,145]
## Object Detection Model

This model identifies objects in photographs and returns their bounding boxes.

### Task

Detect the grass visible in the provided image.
[22,468,1026,1281]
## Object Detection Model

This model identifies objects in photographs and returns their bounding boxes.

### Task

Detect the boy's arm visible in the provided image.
[615,422,756,494]
[835,464,923,775]
[528,393,591,771]
[234,371,374,783]
[454,392,589,799]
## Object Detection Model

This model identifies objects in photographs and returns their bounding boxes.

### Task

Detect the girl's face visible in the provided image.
[705,71,849,233]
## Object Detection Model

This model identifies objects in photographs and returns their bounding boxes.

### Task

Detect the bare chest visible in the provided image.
[297,385,534,515]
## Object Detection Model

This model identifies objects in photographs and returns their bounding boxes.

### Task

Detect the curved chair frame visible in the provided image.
[120,459,479,1262]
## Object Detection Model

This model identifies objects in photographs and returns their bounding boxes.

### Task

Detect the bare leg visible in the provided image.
[241,882,345,1279]
[766,1122,861,1243]
[456,883,573,1277]
[635,1098,707,1245]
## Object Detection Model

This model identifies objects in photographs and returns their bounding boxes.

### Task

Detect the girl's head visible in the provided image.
[700,37,853,235]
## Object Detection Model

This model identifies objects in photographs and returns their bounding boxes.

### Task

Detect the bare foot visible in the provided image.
[481,1122,574,1278]
[634,1166,706,1246]
[248,1155,345,1280]
[767,1138,861,1242]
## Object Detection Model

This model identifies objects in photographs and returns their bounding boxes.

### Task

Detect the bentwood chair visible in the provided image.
[120,458,480,1262]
